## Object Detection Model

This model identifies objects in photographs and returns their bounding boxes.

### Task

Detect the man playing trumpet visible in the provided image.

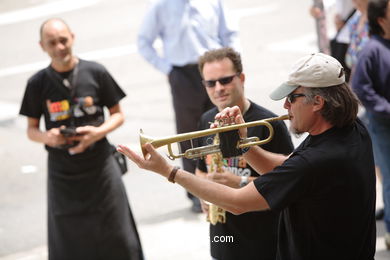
[195,47,293,260]
[118,53,376,259]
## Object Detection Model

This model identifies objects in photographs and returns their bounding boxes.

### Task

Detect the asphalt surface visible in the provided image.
[0,0,389,259]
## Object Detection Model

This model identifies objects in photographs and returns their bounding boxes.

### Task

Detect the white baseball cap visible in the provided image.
[270,53,345,100]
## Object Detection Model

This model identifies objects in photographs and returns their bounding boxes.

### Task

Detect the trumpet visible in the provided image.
[139,114,289,160]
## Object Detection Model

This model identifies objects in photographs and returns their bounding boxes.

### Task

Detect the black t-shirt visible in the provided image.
[197,101,294,260]
[254,119,376,260]
[19,59,125,161]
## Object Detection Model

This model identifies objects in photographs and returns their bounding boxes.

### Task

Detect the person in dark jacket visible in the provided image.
[352,0,390,249]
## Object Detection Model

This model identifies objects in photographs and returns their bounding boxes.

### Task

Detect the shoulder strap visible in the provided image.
[45,64,80,127]
[44,63,79,100]
[45,66,71,98]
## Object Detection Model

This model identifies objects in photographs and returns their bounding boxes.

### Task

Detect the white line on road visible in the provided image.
[0,44,138,78]
[0,246,47,260]
[0,4,279,79]
[20,165,38,174]
[0,60,50,78]
[266,34,318,53]
[377,236,387,251]
[0,0,101,26]
[230,3,279,20]
[0,101,19,121]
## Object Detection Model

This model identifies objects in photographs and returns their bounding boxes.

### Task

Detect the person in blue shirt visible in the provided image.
[352,0,390,250]
[137,0,240,212]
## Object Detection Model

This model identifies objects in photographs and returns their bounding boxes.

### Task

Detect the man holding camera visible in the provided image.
[19,18,143,260]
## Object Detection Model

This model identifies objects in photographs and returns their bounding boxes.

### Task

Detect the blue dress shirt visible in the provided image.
[137,0,239,74]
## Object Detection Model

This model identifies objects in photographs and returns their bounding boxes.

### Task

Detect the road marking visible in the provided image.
[230,3,279,20]
[21,165,38,174]
[0,246,47,260]
[376,236,386,251]
[0,101,19,122]
[80,44,138,60]
[0,44,138,78]
[0,0,101,26]
[0,3,277,78]
[0,60,49,78]
[266,34,318,53]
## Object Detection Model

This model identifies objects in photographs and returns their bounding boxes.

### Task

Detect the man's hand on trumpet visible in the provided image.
[213,105,248,139]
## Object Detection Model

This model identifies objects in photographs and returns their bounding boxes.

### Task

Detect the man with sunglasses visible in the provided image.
[118,53,376,259]
[194,47,293,260]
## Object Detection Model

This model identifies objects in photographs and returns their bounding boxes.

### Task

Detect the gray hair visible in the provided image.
[303,83,360,128]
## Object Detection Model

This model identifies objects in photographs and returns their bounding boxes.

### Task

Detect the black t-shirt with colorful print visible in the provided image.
[19,59,125,160]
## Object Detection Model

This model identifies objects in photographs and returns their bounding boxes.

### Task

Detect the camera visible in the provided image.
[60,127,79,137]
[58,127,81,149]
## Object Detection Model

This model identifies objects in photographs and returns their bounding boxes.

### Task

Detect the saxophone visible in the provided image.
[206,133,226,225]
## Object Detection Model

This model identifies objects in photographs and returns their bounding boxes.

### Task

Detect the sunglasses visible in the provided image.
[202,74,239,88]
[287,93,306,103]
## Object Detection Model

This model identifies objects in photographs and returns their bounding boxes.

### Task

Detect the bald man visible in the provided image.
[19,18,143,260]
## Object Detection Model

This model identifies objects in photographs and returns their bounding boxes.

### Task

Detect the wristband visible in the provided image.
[239,176,249,187]
[168,166,180,183]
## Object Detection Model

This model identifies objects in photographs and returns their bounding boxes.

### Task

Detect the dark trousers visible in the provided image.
[168,64,214,199]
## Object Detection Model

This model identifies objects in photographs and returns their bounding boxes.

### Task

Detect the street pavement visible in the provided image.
[0,0,389,259]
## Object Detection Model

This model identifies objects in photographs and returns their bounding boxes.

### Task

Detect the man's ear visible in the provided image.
[377,17,385,30]
[239,72,245,84]
[39,40,46,52]
[312,95,324,112]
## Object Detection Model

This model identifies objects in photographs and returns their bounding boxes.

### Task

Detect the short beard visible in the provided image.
[289,125,304,139]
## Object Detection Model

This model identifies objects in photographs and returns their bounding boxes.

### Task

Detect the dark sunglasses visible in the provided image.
[287,93,306,103]
[202,73,239,88]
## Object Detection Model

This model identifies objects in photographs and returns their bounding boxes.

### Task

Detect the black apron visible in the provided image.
[47,141,143,260]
